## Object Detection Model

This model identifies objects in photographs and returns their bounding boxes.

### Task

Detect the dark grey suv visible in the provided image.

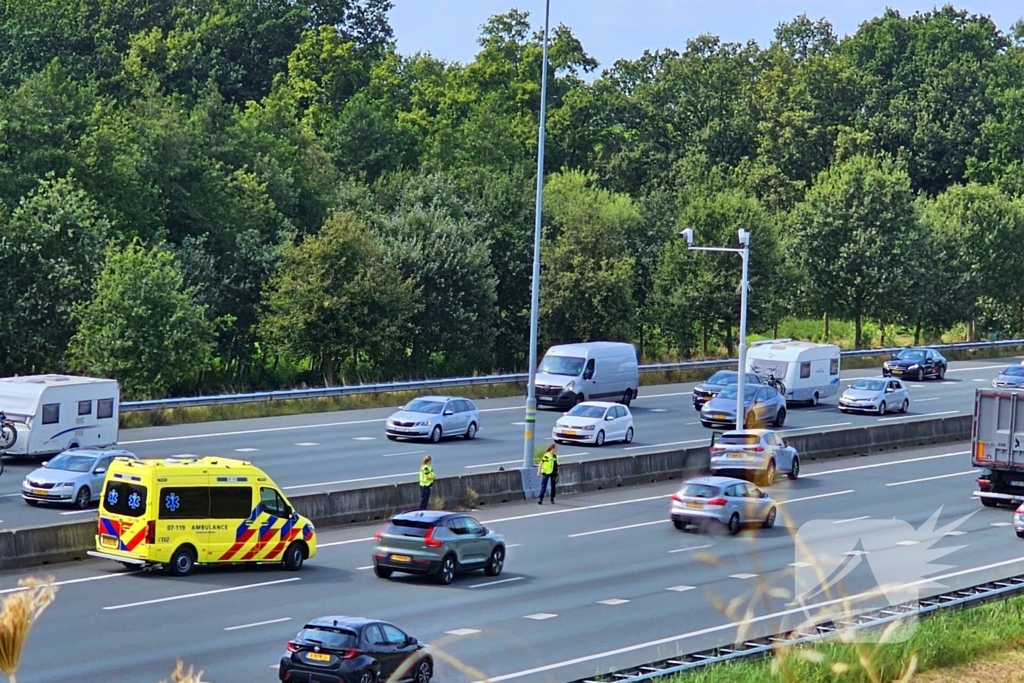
[371,510,506,585]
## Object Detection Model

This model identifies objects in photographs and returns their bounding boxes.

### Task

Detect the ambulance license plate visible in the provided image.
[307,652,331,662]
[101,536,118,548]
[686,502,703,509]
[31,488,47,496]
[391,554,411,562]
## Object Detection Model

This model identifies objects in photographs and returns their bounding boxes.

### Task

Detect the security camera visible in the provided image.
[737,228,750,246]
[679,228,694,246]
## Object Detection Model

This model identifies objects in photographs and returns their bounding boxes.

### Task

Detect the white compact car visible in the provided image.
[552,401,634,446]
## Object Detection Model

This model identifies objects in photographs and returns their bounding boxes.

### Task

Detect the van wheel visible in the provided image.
[283,542,305,571]
[74,486,91,509]
[621,389,633,406]
[168,546,196,577]
[575,393,585,406]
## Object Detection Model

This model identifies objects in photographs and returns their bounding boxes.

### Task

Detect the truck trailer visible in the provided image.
[971,387,1024,508]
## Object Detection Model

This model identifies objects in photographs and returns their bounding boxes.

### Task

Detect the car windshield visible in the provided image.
[1002,367,1024,377]
[402,400,444,415]
[896,349,926,361]
[718,434,761,445]
[296,628,358,650]
[566,405,606,419]
[44,454,95,472]
[538,355,585,376]
[850,380,885,391]
[717,385,760,401]
[681,484,719,498]
[705,371,737,386]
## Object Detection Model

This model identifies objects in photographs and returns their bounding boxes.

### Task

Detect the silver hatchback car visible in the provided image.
[838,377,909,415]
[22,448,138,508]
[709,429,800,485]
[385,396,481,443]
[372,510,506,585]
[669,476,777,535]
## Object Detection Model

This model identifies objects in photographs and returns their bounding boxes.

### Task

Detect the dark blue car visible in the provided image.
[992,364,1024,389]
[882,347,947,381]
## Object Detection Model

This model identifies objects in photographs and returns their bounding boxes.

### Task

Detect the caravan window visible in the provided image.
[42,403,60,425]
[97,399,114,419]
[800,362,811,379]
[78,400,92,416]
[830,358,839,375]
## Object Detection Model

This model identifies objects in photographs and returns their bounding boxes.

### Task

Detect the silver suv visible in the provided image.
[372,510,506,585]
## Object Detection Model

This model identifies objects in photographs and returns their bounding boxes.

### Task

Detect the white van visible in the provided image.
[0,375,120,456]
[534,342,639,409]
[745,340,841,406]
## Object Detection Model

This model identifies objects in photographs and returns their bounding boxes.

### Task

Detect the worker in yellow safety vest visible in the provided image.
[419,455,435,509]
[537,444,558,505]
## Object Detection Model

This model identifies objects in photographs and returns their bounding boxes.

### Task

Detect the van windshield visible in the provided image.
[538,356,585,376]
[45,454,95,472]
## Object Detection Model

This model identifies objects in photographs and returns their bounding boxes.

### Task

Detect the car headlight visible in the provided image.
[59,482,73,488]
[583,425,595,431]
[564,381,575,392]
[909,364,919,369]
[415,421,430,427]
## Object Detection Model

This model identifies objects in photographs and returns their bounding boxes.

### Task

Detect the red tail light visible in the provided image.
[1017,504,1024,514]
[286,641,298,653]
[711,445,723,451]
[753,446,764,452]
[671,494,683,503]
[424,527,443,548]
[374,524,386,541]
[706,498,727,506]
[145,520,156,544]
[978,478,991,488]
[342,650,361,659]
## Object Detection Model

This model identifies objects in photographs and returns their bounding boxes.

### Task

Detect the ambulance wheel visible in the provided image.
[168,546,196,576]
[283,541,305,571]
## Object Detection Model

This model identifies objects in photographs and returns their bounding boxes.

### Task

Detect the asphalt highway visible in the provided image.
[6,442,1024,683]
[0,357,1015,529]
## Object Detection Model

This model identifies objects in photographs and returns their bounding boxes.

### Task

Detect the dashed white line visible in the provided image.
[295,442,319,447]
[973,378,987,382]
[776,490,855,506]
[353,437,377,441]
[317,537,375,548]
[886,471,975,487]
[235,448,259,452]
[511,422,527,426]
[669,544,713,554]
[730,573,758,580]
[568,520,666,538]
[0,572,127,595]
[833,516,870,524]
[651,409,668,413]
[225,617,292,631]
[483,494,671,524]
[804,451,968,478]
[625,439,707,451]
[915,397,941,402]
[788,562,812,568]
[666,585,695,592]
[356,565,373,570]
[896,541,920,546]
[465,460,519,469]
[845,550,869,556]
[469,577,524,589]
[944,531,967,537]
[446,628,482,636]
[284,472,418,490]
[103,578,300,610]
[121,417,387,445]
[598,599,630,605]
[991,522,1013,528]
[60,509,95,516]
[382,450,427,458]
[523,613,557,620]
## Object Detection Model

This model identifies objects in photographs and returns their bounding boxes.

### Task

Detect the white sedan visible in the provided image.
[552,401,634,446]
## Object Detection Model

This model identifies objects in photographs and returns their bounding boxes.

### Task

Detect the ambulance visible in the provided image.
[88,456,317,576]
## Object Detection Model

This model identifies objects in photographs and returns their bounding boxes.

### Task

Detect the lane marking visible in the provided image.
[483,494,671,524]
[973,378,987,382]
[666,585,695,592]
[944,531,967,536]
[833,516,870,524]
[598,599,630,605]
[730,573,758,579]
[782,422,852,432]
[845,550,869,556]
[625,439,707,451]
[915,397,941,402]
[523,613,557,620]
[777,490,855,506]
[685,421,701,426]
[465,460,519,469]
[357,566,373,570]
[788,562,812,568]
[878,410,959,423]
[804,451,968,478]
[651,409,668,413]
[896,541,920,546]
[235,447,259,452]
[284,472,418,490]
[381,450,427,458]
[103,578,300,610]
[0,572,127,595]
[506,544,523,548]
[225,617,292,631]
[446,628,482,636]
[568,520,666,538]
[669,544,713,554]
[511,422,527,426]
[319,537,375,548]
[469,577,524,589]
[121,417,388,445]
[295,442,319,447]
[991,522,1013,527]
[886,471,975,487]
[471,555,1024,683]
[354,437,377,441]
[60,509,95,516]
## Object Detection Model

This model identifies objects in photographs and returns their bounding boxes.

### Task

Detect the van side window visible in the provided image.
[584,359,595,378]
[210,487,254,519]
[97,398,114,419]
[158,487,210,519]
[830,358,839,376]
[102,482,148,518]
[78,400,92,416]
[42,403,60,425]
[260,488,289,518]
[800,362,811,379]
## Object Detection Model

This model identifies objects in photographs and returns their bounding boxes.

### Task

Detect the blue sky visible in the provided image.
[388,1,1023,70]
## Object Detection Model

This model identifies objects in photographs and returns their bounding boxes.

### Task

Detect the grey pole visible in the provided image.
[523,0,552,469]
[735,229,751,431]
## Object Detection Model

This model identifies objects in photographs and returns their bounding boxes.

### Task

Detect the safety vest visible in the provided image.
[540,453,554,475]
[420,464,435,487]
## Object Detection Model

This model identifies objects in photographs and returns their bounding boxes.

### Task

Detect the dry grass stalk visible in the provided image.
[428,495,447,511]
[160,659,209,683]
[0,577,57,683]
[461,487,481,510]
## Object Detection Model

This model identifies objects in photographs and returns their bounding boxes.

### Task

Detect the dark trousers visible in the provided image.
[419,485,432,510]
[539,474,556,502]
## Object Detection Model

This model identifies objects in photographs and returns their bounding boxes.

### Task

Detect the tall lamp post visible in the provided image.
[523,0,552,469]
[680,227,751,432]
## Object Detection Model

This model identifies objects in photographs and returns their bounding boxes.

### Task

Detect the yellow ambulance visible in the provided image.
[88,456,317,576]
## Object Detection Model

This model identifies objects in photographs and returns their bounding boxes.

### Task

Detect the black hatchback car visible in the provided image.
[279,616,433,683]
[882,347,947,381]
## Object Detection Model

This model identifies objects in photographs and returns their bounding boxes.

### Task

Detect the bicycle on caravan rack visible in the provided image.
[0,410,14,474]
[751,365,787,397]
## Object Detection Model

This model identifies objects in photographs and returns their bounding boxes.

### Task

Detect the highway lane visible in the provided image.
[5,443,1023,683]
[0,357,1013,529]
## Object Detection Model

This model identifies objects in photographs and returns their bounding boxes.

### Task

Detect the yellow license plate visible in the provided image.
[564,429,577,436]
[31,488,47,496]
[686,501,703,509]
[715,414,726,420]
[391,554,411,562]
[891,369,902,374]
[101,536,118,548]
[728,453,745,458]
[307,652,331,662]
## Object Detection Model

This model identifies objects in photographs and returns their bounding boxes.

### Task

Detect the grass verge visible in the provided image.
[667,593,1024,683]
[120,345,1024,430]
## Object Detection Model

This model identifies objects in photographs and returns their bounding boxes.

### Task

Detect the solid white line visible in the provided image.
[0,572,127,595]
[469,577,524,589]
[60,509,96,516]
[483,494,671,524]
[782,422,852,432]
[319,537,375,548]
[669,544,713,554]
[224,617,292,631]
[625,439,707,451]
[886,471,976,487]
[915,397,940,402]
[568,520,666,538]
[949,364,1014,373]
[465,460,519,469]
[357,565,373,570]
[804,451,968,478]
[121,418,386,444]
[103,578,300,610]
[472,555,1024,683]
[776,490,855,506]
[284,472,418,490]
[833,516,870,525]
[382,450,427,458]
[879,410,958,422]
[506,543,523,548]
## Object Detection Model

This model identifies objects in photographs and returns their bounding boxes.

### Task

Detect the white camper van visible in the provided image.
[0,375,120,457]
[745,340,841,406]
[534,342,639,409]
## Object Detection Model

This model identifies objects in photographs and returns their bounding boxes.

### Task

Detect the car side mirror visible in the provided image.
[605,415,614,421]
[41,461,49,467]
[94,467,106,475]
[288,511,297,521]
[761,491,768,499]
[444,410,454,416]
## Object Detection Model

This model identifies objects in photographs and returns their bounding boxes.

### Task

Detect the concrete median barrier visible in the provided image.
[0,413,977,570]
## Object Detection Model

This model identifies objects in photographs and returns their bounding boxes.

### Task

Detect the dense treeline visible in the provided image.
[1,1,1023,399]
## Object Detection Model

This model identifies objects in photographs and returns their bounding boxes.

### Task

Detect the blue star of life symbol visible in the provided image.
[165,492,180,512]
[127,492,141,510]
[106,489,118,506]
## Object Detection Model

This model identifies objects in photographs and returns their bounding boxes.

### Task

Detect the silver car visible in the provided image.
[385,396,481,443]
[700,384,787,429]
[709,429,800,485]
[670,476,777,535]
[22,448,138,509]
[838,377,909,415]
[372,510,506,585]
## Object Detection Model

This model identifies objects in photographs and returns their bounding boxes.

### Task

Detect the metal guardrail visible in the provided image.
[564,572,1024,683]
[119,339,1024,412]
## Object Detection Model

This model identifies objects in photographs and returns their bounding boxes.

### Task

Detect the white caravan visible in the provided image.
[745,340,841,406]
[0,375,120,456]
[534,342,639,409]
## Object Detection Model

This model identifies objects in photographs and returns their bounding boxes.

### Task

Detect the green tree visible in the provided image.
[66,240,215,399]
[258,211,419,383]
